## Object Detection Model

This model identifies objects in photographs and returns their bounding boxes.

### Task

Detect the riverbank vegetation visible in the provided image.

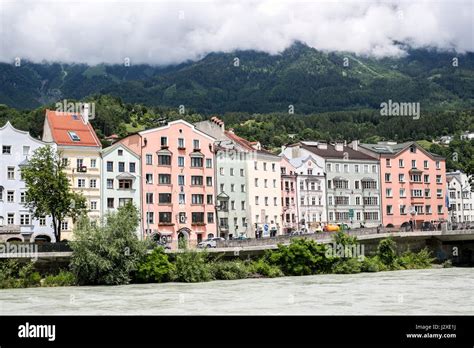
[0,209,438,289]
[69,204,148,285]
[0,260,75,289]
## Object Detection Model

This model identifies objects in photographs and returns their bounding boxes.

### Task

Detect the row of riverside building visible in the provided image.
[1,110,472,245]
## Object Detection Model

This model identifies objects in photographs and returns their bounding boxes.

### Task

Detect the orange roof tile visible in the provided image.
[224,130,255,151]
[45,109,101,147]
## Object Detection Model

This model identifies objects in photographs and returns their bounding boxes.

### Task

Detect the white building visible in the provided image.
[101,143,142,237]
[460,132,474,141]
[247,145,282,238]
[447,171,474,223]
[287,154,327,232]
[195,117,282,238]
[0,122,56,242]
[283,141,382,228]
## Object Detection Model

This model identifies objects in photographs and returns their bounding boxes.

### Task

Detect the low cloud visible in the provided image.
[0,0,472,65]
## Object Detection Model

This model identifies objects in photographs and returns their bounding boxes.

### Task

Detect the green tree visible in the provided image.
[70,203,148,285]
[267,238,333,276]
[377,238,397,268]
[171,250,213,282]
[20,145,87,241]
[135,247,174,283]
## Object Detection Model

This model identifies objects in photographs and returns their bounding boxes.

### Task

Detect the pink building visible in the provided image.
[118,120,217,246]
[280,156,299,234]
[358,141,448,229]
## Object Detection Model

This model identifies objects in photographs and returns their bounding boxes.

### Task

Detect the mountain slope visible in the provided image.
[1,43,473,112]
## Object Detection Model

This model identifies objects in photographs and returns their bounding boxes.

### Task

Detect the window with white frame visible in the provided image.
[7,167,14,180]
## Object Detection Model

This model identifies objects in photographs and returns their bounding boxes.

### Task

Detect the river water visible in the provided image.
[0,268,472,315]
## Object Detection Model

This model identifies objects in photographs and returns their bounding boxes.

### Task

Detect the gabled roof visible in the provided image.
[139,119,216,142]
[45,110,101,147]
[101,142,140,160]
[446,175,461,185]
[224,131,255,151]
[0,121,54,146]
[359,141,445,160]
[225,131,279,159]
[359,141,413,154]
[287,154,324,170]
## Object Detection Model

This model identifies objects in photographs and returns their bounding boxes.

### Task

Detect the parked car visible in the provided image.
[323,224,340,232]
[323,223,350,232]
[197,237,225,248]
[233,235,248,241]
[337,223,351,231]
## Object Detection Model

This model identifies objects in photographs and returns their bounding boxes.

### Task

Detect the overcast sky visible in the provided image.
[0,0,472,65]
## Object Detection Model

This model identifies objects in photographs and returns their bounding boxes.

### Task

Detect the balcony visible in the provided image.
[158,222,175,226]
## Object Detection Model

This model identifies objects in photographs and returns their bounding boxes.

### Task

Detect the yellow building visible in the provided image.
[42,106,102,240]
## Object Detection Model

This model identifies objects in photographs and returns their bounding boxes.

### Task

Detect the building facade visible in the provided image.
[246,146,282,238]
[0,122,56,242]
[196,117,282,238]
[118,120,217,246]
[358,141,448,228]
[101,143,142,237]
[196,118,251,239]
[447,171,474,224]
[283,141,382,228]
[42,106,102,240]
[280,156,299,234]
[280,147,327,232]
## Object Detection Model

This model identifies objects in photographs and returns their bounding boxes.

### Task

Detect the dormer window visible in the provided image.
[68,131,80,142]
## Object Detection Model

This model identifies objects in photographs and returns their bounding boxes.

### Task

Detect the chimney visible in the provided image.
[335,142,344,152]
[291,145,300,158]
[212,117,225,133]
[352,140,359,151]
[82,103,89,124]
[317,142,327,150]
